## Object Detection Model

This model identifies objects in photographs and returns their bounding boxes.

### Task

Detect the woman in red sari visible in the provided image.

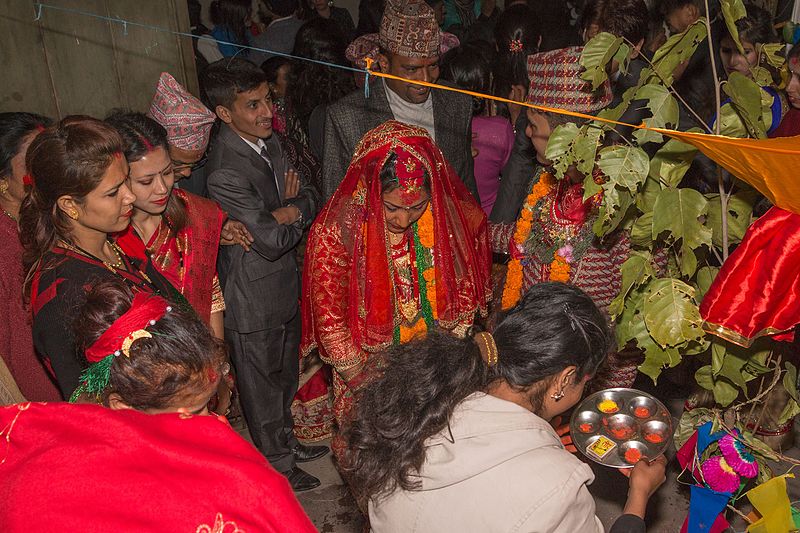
[301,120,492,442]
[107,112,250,413]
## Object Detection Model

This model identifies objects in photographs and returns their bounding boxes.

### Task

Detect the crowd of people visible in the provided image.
[1,0,798,530]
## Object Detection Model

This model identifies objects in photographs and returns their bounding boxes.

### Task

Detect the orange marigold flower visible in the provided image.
[417,206,435,248]
[549,254,571,282]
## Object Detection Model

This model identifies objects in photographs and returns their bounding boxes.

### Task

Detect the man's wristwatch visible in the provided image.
[286,203,303,226]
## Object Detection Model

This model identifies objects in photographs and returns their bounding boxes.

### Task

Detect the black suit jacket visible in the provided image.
[206,124,318,333]
[322,80,479,202]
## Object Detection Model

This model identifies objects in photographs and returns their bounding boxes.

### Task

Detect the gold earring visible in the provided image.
[551,390,565,401]
[68,210,79,220]
[0,179,8,196]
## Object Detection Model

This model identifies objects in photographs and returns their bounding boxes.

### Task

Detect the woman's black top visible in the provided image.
[30,246,177,398]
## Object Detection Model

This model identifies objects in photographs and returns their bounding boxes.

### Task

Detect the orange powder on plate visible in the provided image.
[645,433,664,444]
[624,448,642,464]
[610,426,635,440]
[633,406,651,418]
[579,423,593,433]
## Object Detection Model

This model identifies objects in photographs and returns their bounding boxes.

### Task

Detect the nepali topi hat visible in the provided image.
[526,46,612,114]
[379,0,441,58]
[148,72,216,152]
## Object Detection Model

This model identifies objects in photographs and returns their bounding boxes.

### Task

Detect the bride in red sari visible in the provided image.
[301,121,492,440]
[107,112,250,413]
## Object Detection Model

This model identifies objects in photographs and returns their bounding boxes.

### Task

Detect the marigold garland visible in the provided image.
[394,205,438,343]
[501,171,557,309]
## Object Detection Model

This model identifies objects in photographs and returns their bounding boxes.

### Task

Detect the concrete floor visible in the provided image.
[239,367,800,532]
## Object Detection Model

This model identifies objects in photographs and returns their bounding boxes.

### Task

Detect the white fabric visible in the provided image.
[383,80,436,141]
[369,392,605,533]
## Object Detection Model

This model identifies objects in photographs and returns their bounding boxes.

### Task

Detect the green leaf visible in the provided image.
[784,362,798,402]
[636,176,663,213]
[574,125,604,176]
[740,430,780,462]
[695,266,719,302]
[722,72,767,138]
[650,19,708,83]
[615,286,646,349]
[696,364,714,390]
[597,145,651,193]
[712,377,740,406]
[643,277,705,347]
[779,361,800,423]
[650,138,698,187]
[580,32,625,89]
[633,84,679,144]
[593,185,634,236]
[609,251,655,318]
[717,102,749,138]
[675,407,713,448]
[720,0,747,54]
[760,43,786,69]
[779,398,800,424]
[630,211,655,247]
[679,243,698,277]
[706,190,757,248]
[613,42,632,76]
[638,340,681,383]
[545,123,581,179]
[652,187,713,250]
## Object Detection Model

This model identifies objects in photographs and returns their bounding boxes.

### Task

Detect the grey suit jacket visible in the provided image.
[322,81,479,202]
[206,124,318,333]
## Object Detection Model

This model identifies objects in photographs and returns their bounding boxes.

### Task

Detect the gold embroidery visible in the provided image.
[196,513,245,533]
[0,402,31,466]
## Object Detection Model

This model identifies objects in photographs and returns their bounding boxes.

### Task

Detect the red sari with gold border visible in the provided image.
[116,188,225,324]
[300,121,492,439]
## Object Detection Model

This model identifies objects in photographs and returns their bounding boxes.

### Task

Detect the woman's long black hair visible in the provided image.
[340,282,612,503]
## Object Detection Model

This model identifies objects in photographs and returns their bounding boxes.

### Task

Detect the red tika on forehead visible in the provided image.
[114,151,123,160]
[394,147,425,203]
[140,135,155,152]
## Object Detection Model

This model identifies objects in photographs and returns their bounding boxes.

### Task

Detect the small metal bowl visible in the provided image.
[606,414,637,441]
[642,420,670,445]
[574,411,601,434]
[595,391,624,414]
[618,440,649,465]
[629,396,657,419]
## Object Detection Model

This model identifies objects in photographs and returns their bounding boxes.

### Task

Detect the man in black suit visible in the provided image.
[201,58,326,492]
[323,0,479,203]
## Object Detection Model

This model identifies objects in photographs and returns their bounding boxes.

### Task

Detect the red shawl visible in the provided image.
[116,189,224,323]
[300,121,491,366]
[700,206,800,347]
[0,402,316,532]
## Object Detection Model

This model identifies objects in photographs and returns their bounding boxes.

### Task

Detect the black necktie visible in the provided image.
[259,145,280,194]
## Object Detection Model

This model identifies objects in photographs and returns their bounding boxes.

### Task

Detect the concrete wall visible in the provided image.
[0,0,198,118]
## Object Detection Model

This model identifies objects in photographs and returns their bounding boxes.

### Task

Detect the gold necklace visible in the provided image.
[58,239,124,272]
[2,209,16,222]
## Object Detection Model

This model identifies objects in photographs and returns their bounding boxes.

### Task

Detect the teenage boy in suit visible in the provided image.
[202,58,325,492]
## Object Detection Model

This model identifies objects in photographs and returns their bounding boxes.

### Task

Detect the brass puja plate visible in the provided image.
[570,388,673,469]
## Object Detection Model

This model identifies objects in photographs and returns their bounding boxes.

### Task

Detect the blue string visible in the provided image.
[32,2,367,77]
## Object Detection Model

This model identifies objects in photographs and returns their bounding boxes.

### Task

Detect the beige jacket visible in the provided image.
[369,392,605,533]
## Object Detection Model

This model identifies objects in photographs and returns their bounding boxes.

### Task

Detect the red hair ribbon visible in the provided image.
[22,174,34,187]
[85,292,171,362]
[394,147,426,202]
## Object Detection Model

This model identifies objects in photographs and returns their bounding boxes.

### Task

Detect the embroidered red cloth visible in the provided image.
[300,120,491,428]
[116,189,224,323]
[700,206,800,347]
[0,402,316,532]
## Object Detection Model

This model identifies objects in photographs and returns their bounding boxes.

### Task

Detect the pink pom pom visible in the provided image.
[701,456,741,493]
[719,434,758,478]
